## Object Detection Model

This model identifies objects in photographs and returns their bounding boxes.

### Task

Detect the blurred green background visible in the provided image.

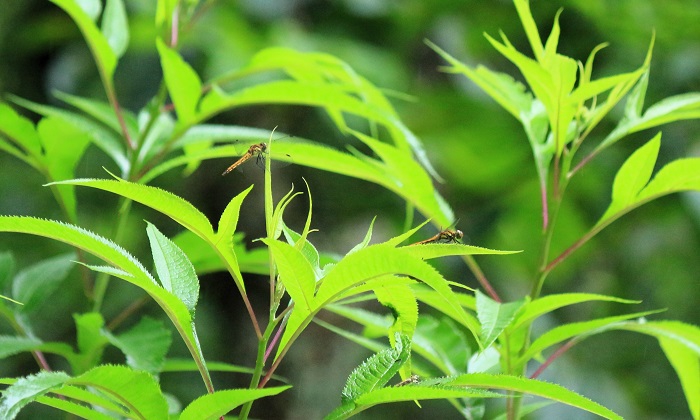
[1,0,699,418]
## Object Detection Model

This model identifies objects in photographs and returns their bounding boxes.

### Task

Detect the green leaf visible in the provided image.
[412,286,479,335]
[53,91,138,138]
[374,284,418,341]
[179,387,291,420]
[347,217,376,254]
[511,293,639,331]
[7,95,129,173]
[401,243,518,260]
[426,41,533,120]
[450,373,622,419]
[0,336,43,359]
[38,116,92,220]
[156,38,202,124]
[33,395,114,420]
[414,315,471,375]
[0,337,74,362]
[217,185,253,242]
[597,134,700,229]
[615,320,700,419]
[354,383,499,406]
[601,133,660,221]
[12,253,75,313]
[277,244,480,360]
[476,290,527,349]
[518,310,665,365]
[50,0,118,83]
[262,239,315,313]
[213,185,253,289]
[53,177,214,238]
[638,158,700,200]
[341,333,410,403]
[146,222,200,314]
[0,217,212,391]
[617,320,700,355]
[0,102,42,159]
[69,365,169,419]
[316,245,480,339]
[101,0,129,58]
[0,370,71,420]
[73,312,108,374]
[383,219,430,247]
[44,383,130,416]
[106,317,172,374]
[659,337,699,419]
[281,222,323,277]
[513,0,543,61]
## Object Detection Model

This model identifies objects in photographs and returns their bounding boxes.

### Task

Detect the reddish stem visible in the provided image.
[530,339,577,379]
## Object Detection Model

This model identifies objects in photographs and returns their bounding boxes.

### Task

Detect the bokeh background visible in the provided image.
[1,0,699,418]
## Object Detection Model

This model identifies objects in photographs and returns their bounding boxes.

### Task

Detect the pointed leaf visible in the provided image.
[50,0,118,82]
[476,290,527,348]
[347,217,376,254]
[101,0,129,58]
[315,245,481,341]
[38,116,91,219]
[374,284,418,341]
[426,41,533,120]
[598,133,660,224]
[12,253,75,314]
[8,95,129,173]
[262,239,315,313]
[105,317,172,374]
[180,387,290,420]
[0,370,71,420]
[52,177,214,238]
[213,186,252,290]
[638,157,700,200]
[73,313,108,373]
[156,38,202,123]
[450,373,622,420]
[31,395,114,420]
[146,222,200,314]
[513,0,544,61]
[511,293,639,331]
[0,103,42,158]
[0,336,43,359]
[68,365,168,419]
[355,383,499,406]
[659,337,699,419]
[519,310,665,365]
[401,243,518,260]
[616,320,700,355]
[53,91,138,138]
[0,216,212,390]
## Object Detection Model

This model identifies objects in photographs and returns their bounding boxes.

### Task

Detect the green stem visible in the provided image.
[239,318,278,419]
[92,199,133,312]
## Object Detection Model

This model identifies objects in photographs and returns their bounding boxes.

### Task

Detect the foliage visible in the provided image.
[0,0,698,419]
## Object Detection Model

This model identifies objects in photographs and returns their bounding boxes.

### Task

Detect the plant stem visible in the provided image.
[92,199,133,312]
[530,339,577,379]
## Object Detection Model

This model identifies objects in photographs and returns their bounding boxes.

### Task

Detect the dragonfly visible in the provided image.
[410,227,464,245]
[394,375,420,387]
[221,142,268,176]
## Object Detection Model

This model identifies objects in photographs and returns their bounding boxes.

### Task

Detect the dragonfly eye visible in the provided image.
[454,230,464,240]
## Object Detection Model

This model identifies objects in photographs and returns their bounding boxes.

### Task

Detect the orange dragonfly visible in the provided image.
[410,228,464,245]
[221,142,267,176]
